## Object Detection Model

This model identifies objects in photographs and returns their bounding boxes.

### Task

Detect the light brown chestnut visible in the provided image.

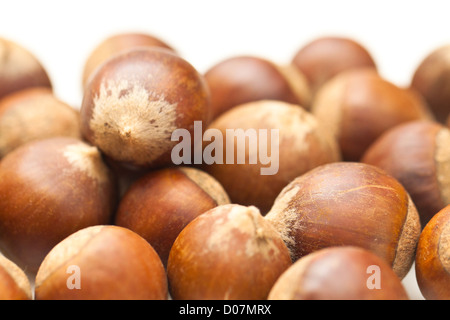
[311,68,434,161]
[268,246,409,300]
[35,225,168,300]
[265,162,421,280]
[167,204,292,300]
[0,254,32,300]
[0,37,52,99]
[0,87,81,158]
[410,45,450,123]
[0,137,117,273]
[202,100,341,214]
[115,166,230,266]
[415,205,450,300]
[362,120,450,226]
[204,55,311,120]
[291,36,377,95]
[82,32,176,88]
[80,47,211,170]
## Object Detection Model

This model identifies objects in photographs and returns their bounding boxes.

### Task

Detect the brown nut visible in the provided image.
[0,87,81,158]
[265,162,421,280]
[415,205,450,300]
[202,100,341,214]
[115,166,230,266]
[80,47,211,170]
[0,37,52,100]
[311,68,434,161]
[0,254,32,300]
[362,120,450,226]
[167,204,292,300]
[0,137,117,273]
[35,225,168,300]
[204,55,311,120]
[268,246,409,300]
[291,36,377,95]
[82,32,176,88]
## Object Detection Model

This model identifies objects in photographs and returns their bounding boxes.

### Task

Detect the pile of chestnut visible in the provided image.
[0,32,449,301]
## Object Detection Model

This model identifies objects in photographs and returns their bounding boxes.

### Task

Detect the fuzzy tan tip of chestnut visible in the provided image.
[203,100,341,214]
[0,254,32,300]
[204,55,311,120]
[0,137,117,273]
[265,162,421,280]
[35,225,168,300]
[415,205,450,300]
[167,204,292,300]
[268,246,409,300]
[82,32,176,88]
[0,87,81,158]
[362,120,450,226]
[311,68,434,161]
[0,37,52,100]
[115,166,230,266]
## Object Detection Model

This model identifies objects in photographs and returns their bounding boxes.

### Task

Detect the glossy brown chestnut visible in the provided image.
[0,254,32,300]
[311,68,434,161]
[204,55,311,120]
[415,205,450,300]
[35,225,168,300]
[203,100,341,214]
[80,47,211,170]
[362,120,450,226]
[265,162,421,280]
[0,137,117,273]
[115,166,230,266]
[268,246,409,300]
[167,204,292,300]
[0,37,52,100]
[0,87,81,158]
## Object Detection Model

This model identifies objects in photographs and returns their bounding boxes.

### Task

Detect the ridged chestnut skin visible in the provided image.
[268,246,409,300]
[35,225,168,300]
[80,47,211,170]
[362,120,450,226]
[0,37,52,100]
[265,162,421,280]
[311,68,434,161]
[0,137,118,273]
[82,32,175,88]
[0,254,32,300]
[204,55,311,120]
[0,87,81,158]
[115,166,230,266]
[167,204,292,300]
[415,205,450,300]
[291,36,377,95]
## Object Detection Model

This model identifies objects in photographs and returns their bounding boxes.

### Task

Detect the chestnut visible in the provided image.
[268,246,409,300]
[311,68,434,161]
[410,45,450,123]
[0,87,81,158]
[115,166,230,266]
[82,32,175,88]
[35,225,168,300]
[0,137,117,273]
[291,36,377,95]
[203,100,341,214]
[0,37,52,100]
[80,47,211,170]
[167,204,292,300]
[362,120,450,226]
[0,254,32,300]
[264,162,421,280]
[204,55,311,120]
[415,205,450,300]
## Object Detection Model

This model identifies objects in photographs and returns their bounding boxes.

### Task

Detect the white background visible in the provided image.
[2,0,449,300]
